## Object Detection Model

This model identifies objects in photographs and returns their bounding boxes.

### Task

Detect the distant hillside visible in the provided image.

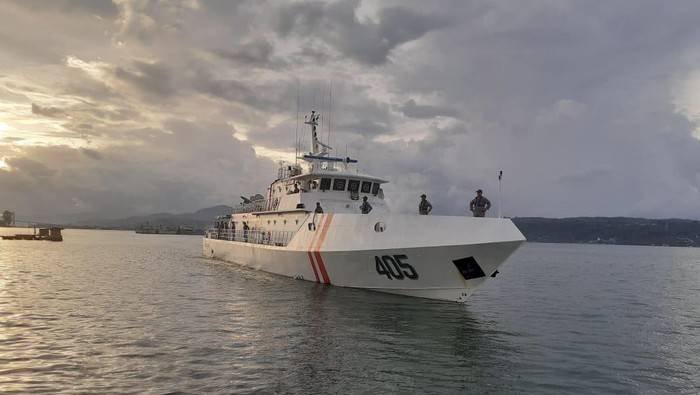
[75,205,233,230]
[74,208,700,247]
[513,217,700,247]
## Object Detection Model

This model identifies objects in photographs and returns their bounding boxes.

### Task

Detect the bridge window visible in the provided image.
[348,179,360,192]
[320,178,331,191]
[361,181,372,193]
[333,178,347,191]
[372,183,380,195]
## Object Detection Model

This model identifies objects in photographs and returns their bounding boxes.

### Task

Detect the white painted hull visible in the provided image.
[203,213,525,303]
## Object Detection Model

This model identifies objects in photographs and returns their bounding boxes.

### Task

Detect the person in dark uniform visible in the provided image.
[419,194,432,215]
[309,202,324,231]
[469,189,491,217]
[242,221,249,242]
[360,196,372,214]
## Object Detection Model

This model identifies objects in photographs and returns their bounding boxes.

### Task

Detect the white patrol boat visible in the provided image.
[203,110,525,302]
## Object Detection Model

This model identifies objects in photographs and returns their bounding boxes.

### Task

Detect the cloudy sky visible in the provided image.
[2,0,700,223]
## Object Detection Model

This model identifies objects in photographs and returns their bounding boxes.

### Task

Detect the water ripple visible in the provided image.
[0,232,699,393]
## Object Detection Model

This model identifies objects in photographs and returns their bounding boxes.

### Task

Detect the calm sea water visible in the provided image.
[0,229,698,394]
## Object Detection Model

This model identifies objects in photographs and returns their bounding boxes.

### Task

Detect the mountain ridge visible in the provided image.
[67,206,700,247]
[71,205,233,230]
[511,216,700,247]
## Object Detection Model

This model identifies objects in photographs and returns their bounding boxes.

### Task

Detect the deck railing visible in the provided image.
[205,228,295,247]
[232,200,269,214]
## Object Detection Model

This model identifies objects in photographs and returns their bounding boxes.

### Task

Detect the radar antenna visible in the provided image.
[304,110,332,155]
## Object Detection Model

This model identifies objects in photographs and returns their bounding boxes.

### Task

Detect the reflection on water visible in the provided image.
[285,286,519,393]
[0,230,698,393]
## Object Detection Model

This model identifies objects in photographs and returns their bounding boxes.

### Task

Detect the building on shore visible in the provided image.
[1,210,15,227]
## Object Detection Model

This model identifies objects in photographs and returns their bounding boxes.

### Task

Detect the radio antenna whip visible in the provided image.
[328,80,332,146]
[295,79,300,164]
[498,170,503,218]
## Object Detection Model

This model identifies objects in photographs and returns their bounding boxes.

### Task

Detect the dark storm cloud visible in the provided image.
[0,120,274,223]
[212,39,280,68]
[398,99,458,119]
[32,103,65,117]
[5,157,56,178]
[0,2,116,64]
[113,0,201,44]
[190,70,263,106]
[295,44,334,64]
[557,168,613,186]
[79,147,102,160]
[338,119,391,136]
[276,0,449,65]
[114,61,175,97]
[9,0,119,18]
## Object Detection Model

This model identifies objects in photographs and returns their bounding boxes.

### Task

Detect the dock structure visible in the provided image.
[0,226,63,242]
[1,212,65,242]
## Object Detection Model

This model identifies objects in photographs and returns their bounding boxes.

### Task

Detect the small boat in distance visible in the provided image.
[1,226,63,241]
[204,110,525,302]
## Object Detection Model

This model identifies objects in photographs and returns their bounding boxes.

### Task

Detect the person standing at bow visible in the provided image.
[469,189,491,217]
[418,194,432,215]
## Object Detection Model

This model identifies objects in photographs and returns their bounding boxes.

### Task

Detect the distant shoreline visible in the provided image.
[512,217,700,248]
[6,213,700,248]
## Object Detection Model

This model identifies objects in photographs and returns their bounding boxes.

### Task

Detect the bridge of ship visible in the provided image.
[267,154,389,214]
[205,110,390,246]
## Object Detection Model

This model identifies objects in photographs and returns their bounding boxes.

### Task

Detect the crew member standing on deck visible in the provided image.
[360,196,372,214]
[469,189,491,217]
[310,202,324,231]
[419,194,432,215]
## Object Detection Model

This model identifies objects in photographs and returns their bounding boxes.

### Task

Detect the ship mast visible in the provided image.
[304,110,331,155]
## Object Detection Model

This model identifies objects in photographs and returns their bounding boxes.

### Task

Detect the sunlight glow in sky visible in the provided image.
[673,70,700,140]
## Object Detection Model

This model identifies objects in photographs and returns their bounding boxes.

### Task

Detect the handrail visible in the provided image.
[232,199,269,214]
[205,228,295,247]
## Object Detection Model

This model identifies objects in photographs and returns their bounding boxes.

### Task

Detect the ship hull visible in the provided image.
[203,214,525,303]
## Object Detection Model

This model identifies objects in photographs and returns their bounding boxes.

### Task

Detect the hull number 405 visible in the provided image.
[375,254,418,280]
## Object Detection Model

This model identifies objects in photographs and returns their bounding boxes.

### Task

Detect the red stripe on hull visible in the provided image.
[307,251,320,283]
[306,214,334,285]
[314,251,331,284]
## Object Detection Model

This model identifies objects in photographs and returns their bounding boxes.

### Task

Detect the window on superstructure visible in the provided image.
[320,178,331,191]
[361,181,372,193]
[348,179,360,192]
[372,183,380,195]
[333,178,346,191]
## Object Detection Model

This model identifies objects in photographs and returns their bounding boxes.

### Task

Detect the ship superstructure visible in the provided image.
[204,110,525,302]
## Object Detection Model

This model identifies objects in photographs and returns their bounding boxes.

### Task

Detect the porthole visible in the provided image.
[374,222,386,232]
